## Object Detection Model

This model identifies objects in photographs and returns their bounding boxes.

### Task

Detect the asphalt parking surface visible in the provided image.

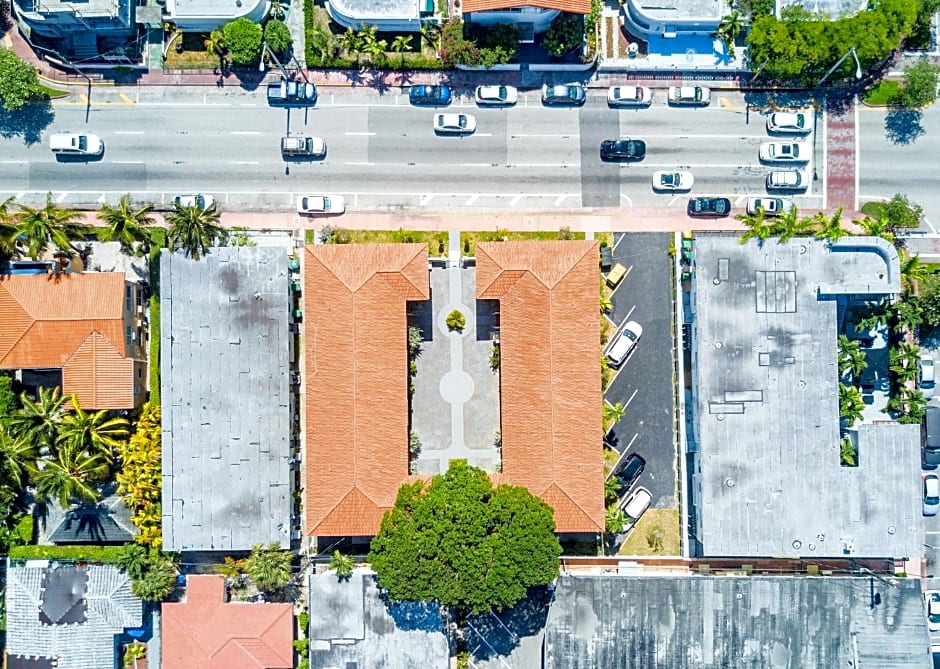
[603,232,677,509]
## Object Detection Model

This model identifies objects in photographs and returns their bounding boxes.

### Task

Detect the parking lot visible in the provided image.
[603,232,677,510]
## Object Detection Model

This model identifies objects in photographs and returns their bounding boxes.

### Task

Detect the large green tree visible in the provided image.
[166,201,225,261]
[369,460,561,614]
[0,48,46,112]
[898,58,940,108]
[6,386,68,453]
[57,397,129,457]
[222,18,263,66]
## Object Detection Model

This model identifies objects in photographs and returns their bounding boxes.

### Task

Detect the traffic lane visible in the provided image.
[580,104,623,208]
[858,105,940,229]
[605,232,677,509]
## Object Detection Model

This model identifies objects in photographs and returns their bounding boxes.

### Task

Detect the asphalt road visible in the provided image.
[603,232,677,510]
[0,87,826,212]
[858,102,940,231]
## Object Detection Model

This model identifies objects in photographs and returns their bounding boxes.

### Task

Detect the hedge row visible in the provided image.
[8,544,127,562]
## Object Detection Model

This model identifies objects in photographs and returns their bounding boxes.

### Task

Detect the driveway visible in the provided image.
[603,232,677,509]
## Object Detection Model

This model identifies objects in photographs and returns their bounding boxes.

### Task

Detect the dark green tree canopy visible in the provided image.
[369,460,561,614]
[222,18,263,66]
[0,49,46,112]
[264,19,293,55]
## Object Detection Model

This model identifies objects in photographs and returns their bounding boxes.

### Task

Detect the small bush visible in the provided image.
[446,309,466,332]
[223,17,263,66]
[264,19,293,55]
[542,14,584,57]
[490,344,500,371]
[0,373,18,417]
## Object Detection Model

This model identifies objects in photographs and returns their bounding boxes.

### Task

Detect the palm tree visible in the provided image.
[166,202,224,261]
[839,436,857,466]
[837,334,867,381]
[899,251,928,296]
[715,10,743,56]
[328,550,355,581]
[854,300,889,333]
[736,210,775,245]
[775,208,812,243]
[33,442,109,507]
[0,195,18,256]
[892,300,923,335]
[604,475,622,504]
[600,294,612,314]
[340,28,363,66]
[0,427,38,489]
[856,212,895,244]
[7,386,68,454]
[364,38,388,67]
[10,193,84,261]
[129,552,177,602]
[246,542,293,591]
[899,387,927,424]
[838,382,865,427]
[357,24,379,48]
[390,34,413,68]
[204,30,227,69]
[308,26,335,63]
[813,208,848,241]
[57,398,129,458]
[604,507,626,534]
[889,342,921,380]
[99,194,155,257]
[116,543,149,579]
[602,401,625,429]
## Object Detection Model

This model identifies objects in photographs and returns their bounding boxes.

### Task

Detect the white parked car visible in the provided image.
[653,170,694,192]
[766,111,814,134]
[174,194,215,210]
[617,486,652,532]
[605,320,643,368]
[607,85,653,107]
[925,474,940,517]
[766,170,809,190]
[297,195,345,215]
[667,86,710,106]
[759,141,810,163]
[920,352,936,399]
[928,591,940,634]
[746,197,795,217]
[474,85,517,106]
[434,113,476,135]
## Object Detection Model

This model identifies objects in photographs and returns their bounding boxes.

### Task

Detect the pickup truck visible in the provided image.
[267,78,317,106]
[281,136,326,158]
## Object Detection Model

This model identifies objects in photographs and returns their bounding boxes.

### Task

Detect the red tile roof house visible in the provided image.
[162,575,293,669]
[461,0,590,39]
[304,240,603,542]
[0,272,147,409]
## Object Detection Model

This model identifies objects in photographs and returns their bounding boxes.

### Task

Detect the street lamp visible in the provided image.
[817,47,863,87]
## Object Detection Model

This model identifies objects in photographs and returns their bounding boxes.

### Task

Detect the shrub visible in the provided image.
[264,19,293,55]
[542,14,584,57]
[223,18,263,66]
[897,58,940,108]
[0,373,18,417]
[116,403,163,548]
[440,19,479,67]
[490,344,500,371]
[446,309,466,332]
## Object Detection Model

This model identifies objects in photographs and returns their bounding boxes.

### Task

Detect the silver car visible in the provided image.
[746,197,795,216]
[434,113,476,135]
[607,85,652,107]
[766,170,808,190]
[759,141,810,163]
[667,86,710,106]
[474,85,517,106]
[766,111,814,134]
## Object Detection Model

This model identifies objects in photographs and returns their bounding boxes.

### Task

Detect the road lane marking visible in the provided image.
[113,161,144,164]
[623,388,639,409]
[554,194,569,206]
[345,132,376,136]
[0,160,27,164]
[511,134,574,138]
[229,161,259,165]
[114,131,144,135]
[119,93,135,104]
[620,195,634,207]
[461,163,491,167]
[420,194,434,206]
[509,195,523,207]
[345,162,374,166]
[465,195,478,206]
[231,131,261,135]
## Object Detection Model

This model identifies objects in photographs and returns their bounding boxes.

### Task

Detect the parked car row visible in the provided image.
[408,83,713,108]
[610,451,651,534]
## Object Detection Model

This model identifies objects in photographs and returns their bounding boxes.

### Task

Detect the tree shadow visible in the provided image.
[380,592,445,632]
[884,107,925,145]
[0,100,55,145]
[465,585,552,661]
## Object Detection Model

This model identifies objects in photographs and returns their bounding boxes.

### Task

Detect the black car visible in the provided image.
[408,84,452,106]
[925,405,940,468]
[614,453,646,491]
[600,138,646,161]
[687,197,732,217]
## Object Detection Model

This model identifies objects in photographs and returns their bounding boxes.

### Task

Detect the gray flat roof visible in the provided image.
[309,572,449,669]
[544,574,930,669]
[780,0,868,20]
[690,235,921,559]
[160,247,291,552]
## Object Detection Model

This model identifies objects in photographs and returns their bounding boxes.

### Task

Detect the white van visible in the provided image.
[49,133,104,156]
[605,320,643,368]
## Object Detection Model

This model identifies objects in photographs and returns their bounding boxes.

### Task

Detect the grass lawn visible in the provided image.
[41,84,69,99]
[860,201,885,217]
[163,32,220,70]
[603,445,619,476]
[461,230,586,256]
[863,81,901,106]
[618,508,681,556]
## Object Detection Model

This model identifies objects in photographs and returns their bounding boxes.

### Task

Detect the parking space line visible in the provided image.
[613,233,626,252]
[608,267,633,299]
[623,388,639,409]
[604,313,619,327]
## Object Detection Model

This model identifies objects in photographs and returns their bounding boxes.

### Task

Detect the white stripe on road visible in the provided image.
[345,132,376,136]
[114,131,144,135]
[229,161,259,165]
[231,131,261,135]
[113,161,144,164]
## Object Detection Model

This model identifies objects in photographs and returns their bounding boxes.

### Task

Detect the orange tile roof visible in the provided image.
[162,575,293,669]
[304,244,430,537]
[0,273,138,409]
[462,0,590,14]
[477,241,604,533]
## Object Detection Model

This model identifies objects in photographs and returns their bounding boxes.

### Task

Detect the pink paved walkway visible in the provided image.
[825,98,858,212]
